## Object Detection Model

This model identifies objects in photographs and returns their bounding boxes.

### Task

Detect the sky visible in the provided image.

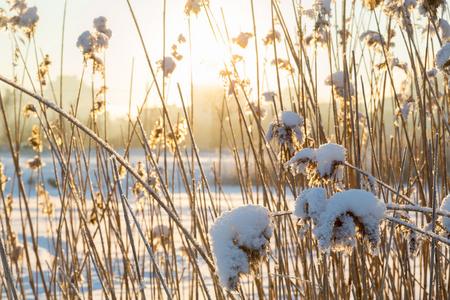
[0,0,345,117]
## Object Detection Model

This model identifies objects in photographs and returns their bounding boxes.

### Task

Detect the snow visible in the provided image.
[19,6,39,29]
[315,143,346,179]
[440,194,450,232]
[284,147,316,175]
[285,143,346,185]
[266,111,305,156]
[261,91,276,103]
[435,43,450,73]
[324,71,354,98]
[313,189,386,252]
[93,16,112,39]
[231,32,253,49]
[209,204,273,291]
[439,19,450,43]
[294,188,385,253]
[76,30,97,55]
[294,187,327,220]
[156,56,177,78]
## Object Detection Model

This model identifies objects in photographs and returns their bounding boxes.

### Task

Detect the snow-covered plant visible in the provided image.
[285,143,346,188]
[393,95,415,126]
[383,0,416,31]
[184,0,209,17]
[435,43,450,75]
[439,19,450,43]
[324,71,354,99]
[261,91,277,103]
[246,101,267,120]
[439,194,450,234]
[76,16,112,76]
[418,0,446,19]
[232,32,254,48]
[266,111,305,158]
[156,57,177,78]
[209,204,273,291]
[360,30,395,51]
[262,29,282,45]
[271,58,294,73]
[295,189,386,253]
[9,1,39,38]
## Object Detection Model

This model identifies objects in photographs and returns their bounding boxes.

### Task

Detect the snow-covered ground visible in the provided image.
[0,149,296,298]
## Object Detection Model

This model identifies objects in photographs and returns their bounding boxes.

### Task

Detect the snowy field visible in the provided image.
[0,149,298,298]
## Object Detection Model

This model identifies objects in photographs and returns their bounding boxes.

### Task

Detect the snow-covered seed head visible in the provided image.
[232,32,254,49]
[184,0,208,17]
[9,4,39,38]
[262,29,282,45]
[209,204,273,291]
[266,111,305,159]
[312,189,386,253]
[286,143,346,187]
[436,43,450,75]
[439,194,450,234]
[418,0,446,19]
[271,58,294,73]
[324,71,354,99]
[156,56,177,78]
[245,101,267,120]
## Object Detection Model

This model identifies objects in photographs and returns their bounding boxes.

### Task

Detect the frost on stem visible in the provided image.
[209,204,273,291]
[285,143,346,188]
[295,189,386,253]
[266,111,305,159]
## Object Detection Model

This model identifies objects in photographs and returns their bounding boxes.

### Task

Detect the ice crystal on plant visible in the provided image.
[209,204,273,291]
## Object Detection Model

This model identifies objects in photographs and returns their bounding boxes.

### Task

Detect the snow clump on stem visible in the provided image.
[209,204,273,291]
[266,111,305,158]
[295,189,386,253]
